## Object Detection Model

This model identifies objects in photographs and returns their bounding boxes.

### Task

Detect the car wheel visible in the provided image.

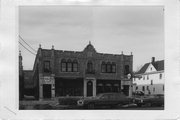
[137,103,142,107]
[147,103,152,107]
[87,103,95,109]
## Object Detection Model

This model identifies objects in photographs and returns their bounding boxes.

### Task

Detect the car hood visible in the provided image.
[80,96,99,101]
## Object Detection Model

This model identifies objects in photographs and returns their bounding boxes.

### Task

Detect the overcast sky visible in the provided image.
[19,6,164,71]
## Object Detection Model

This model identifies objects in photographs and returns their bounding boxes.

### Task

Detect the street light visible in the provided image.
[127,73,132,97]
[127,73,131,79]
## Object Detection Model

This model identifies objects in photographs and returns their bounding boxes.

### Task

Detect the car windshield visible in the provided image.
[96,93,104,98]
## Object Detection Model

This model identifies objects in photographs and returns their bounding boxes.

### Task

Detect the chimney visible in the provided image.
[151,57,155,63]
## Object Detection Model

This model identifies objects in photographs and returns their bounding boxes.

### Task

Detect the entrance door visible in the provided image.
[123,85,129,96]
[43,84,51,98]
[87,81,93,96]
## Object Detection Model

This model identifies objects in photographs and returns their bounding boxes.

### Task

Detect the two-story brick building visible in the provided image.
[31,42,133,100]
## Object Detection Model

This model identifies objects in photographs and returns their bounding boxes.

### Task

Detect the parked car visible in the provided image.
[77,92,134,109]
[133,91,145,97]
[134,94,164,107]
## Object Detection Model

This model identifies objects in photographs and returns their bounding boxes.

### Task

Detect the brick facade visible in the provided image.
[32,43,133,100]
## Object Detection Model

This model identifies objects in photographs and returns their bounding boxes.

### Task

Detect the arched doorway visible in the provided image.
[87,81,93,96]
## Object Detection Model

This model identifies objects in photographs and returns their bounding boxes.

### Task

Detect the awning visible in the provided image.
[97,84,103,86]
[105,84,111,86]
[113,84,119,87]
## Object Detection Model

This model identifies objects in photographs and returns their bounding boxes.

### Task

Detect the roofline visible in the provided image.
[135,70,164,76]
[40,48,132,56]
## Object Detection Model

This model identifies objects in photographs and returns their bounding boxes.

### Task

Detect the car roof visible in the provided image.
[98,92,125,95]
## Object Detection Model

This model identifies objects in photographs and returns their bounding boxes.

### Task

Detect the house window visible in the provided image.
[147,75,149,80]
[147,86,149,90]
[124,65,129,75]
[159,74,162,79]
[136,86,138,90]
[87,61,93,72]
[153,87,155,92]
[142,86,145,91]
[143,76,145,80]
[111,62,116,73]
[106,62,111,73]
[67,59,72,72]
[151,67,152,71]
[72,60,78,72]
[151,80,153,85]
[44,61,50,73]
[61,59,66,72]
[101,62,106,73]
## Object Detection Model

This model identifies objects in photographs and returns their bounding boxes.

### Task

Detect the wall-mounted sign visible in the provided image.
[44,76,51,84]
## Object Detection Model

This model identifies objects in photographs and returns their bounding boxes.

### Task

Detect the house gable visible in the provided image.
[145,63,157,73]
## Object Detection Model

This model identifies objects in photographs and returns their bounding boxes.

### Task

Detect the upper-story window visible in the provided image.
[67,59,72,72]
[159,74,162,79]
[143,76,145,80]
[87,61,93,73]
[107,62,111,73]
[147,75,149,80]
[61,59,67,72]
[151,80,153,85]
[61,59,78,72]
[44,61,50,73]
[72,60,78,72]
[101,61,116,73]
[124,65,129,75]
[101,62,106,73]
[111,62,116,73]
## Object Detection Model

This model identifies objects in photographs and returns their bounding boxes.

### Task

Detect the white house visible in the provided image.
[133,57,164,95]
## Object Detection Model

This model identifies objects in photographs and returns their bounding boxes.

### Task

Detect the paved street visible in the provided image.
[19,100,164,110]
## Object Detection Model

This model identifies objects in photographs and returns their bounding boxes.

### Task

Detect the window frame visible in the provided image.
[111,62,116,73]
[87,61,93,73]
[44,61,51,73]
[159,73,162,79]
[61,59,67,72]
[106,62,111,73]
[101,61,106,73]
[67,59,72,72]
[72,60,78,72]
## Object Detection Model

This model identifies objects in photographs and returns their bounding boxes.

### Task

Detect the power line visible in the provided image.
[19,35,37,52]
[19,41,36,56]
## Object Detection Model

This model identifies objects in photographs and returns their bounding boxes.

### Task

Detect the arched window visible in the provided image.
[106,62,111,73]
[112,62,116,73]
[72,59,78,72]
[67,59,72,72]
[101,61,106,73]
[87,61,93,73]
[44,61,50,73]
[61,59,66,72]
